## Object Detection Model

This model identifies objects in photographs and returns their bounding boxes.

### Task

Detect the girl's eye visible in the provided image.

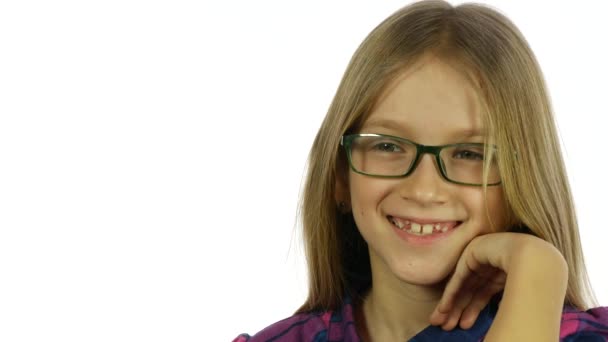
[373,142,402,152]
[454,149,484,160]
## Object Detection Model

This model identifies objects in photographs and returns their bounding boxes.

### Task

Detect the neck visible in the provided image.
[355,251,446,342]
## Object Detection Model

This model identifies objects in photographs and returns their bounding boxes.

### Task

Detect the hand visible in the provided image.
[428,232,560,331]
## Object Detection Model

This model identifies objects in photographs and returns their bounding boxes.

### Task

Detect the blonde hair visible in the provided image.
[296,0,597,314]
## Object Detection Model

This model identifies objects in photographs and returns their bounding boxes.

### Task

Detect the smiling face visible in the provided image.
[345,55,510,286]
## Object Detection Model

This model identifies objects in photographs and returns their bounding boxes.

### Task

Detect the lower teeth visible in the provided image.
[405,229,436,236]
[408,230,430,235]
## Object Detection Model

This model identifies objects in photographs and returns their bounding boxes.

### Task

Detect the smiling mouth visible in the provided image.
[387,215,462,236]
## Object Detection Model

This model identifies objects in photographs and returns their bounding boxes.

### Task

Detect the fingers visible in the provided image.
[446,272,492,330]
[431,235,511,331]
[430,271,484,328]
[441,289,475,330]
[437,245,482,314]
[458,275,504,329]
[431,267,506,331]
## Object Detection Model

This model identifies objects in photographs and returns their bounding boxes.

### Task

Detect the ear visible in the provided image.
[335,169,351,212]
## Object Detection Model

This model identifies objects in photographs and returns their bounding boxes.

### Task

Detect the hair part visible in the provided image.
[296,0,597,314]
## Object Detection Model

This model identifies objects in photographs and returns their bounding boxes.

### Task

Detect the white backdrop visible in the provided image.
[0,1,606,341]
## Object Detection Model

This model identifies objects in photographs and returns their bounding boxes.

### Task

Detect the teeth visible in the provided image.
[390,217,404,229]
[389,216,457,235]
[411,223,421,233]
[422,224,433,234]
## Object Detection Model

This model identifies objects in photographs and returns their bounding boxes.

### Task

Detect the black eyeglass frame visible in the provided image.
[340,133,502,187]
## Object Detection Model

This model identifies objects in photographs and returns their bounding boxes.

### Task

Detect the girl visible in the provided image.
[234,0,608,340]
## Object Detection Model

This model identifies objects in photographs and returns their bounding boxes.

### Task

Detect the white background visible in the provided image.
[0,1,606,341]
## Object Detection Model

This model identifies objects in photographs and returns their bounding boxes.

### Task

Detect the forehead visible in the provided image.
[362,56,486,143]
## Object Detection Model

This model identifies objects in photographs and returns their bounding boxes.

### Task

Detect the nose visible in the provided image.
[396,153,448,204]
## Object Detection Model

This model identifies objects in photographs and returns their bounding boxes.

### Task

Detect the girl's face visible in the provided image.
[347,56,510,286]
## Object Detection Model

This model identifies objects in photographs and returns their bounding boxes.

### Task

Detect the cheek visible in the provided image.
[349,174,390,208]
[462,187,509,232]
[462,189,486,211]
[485,188,510,231]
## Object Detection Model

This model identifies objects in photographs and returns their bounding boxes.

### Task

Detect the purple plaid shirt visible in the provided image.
[233,295,608,341]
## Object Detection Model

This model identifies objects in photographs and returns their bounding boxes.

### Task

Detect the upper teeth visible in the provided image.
[390,217,452,235]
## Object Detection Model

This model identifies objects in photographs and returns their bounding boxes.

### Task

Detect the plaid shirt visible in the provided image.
[233,295,608,341]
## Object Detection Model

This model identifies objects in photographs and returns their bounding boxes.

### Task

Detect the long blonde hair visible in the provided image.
[296,0,597,314]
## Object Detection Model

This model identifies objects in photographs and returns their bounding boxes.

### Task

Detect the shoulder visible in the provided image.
[232,298,360,342]
[560,305,608,340]
[232,310,333,342]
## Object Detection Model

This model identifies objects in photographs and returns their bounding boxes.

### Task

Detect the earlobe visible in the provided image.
[335,174,351,213]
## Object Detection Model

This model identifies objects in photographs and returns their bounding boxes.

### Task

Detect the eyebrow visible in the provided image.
[362,118,486,138]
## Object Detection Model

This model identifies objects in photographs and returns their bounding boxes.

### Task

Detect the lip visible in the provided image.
[388,216,463,245]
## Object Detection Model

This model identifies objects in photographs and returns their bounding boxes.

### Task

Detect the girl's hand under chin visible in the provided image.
[429,232,568,331]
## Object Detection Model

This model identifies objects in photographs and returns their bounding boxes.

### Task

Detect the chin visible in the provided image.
[389,258,456,286]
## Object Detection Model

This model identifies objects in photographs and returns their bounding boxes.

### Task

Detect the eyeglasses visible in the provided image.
[340,133,501,186]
